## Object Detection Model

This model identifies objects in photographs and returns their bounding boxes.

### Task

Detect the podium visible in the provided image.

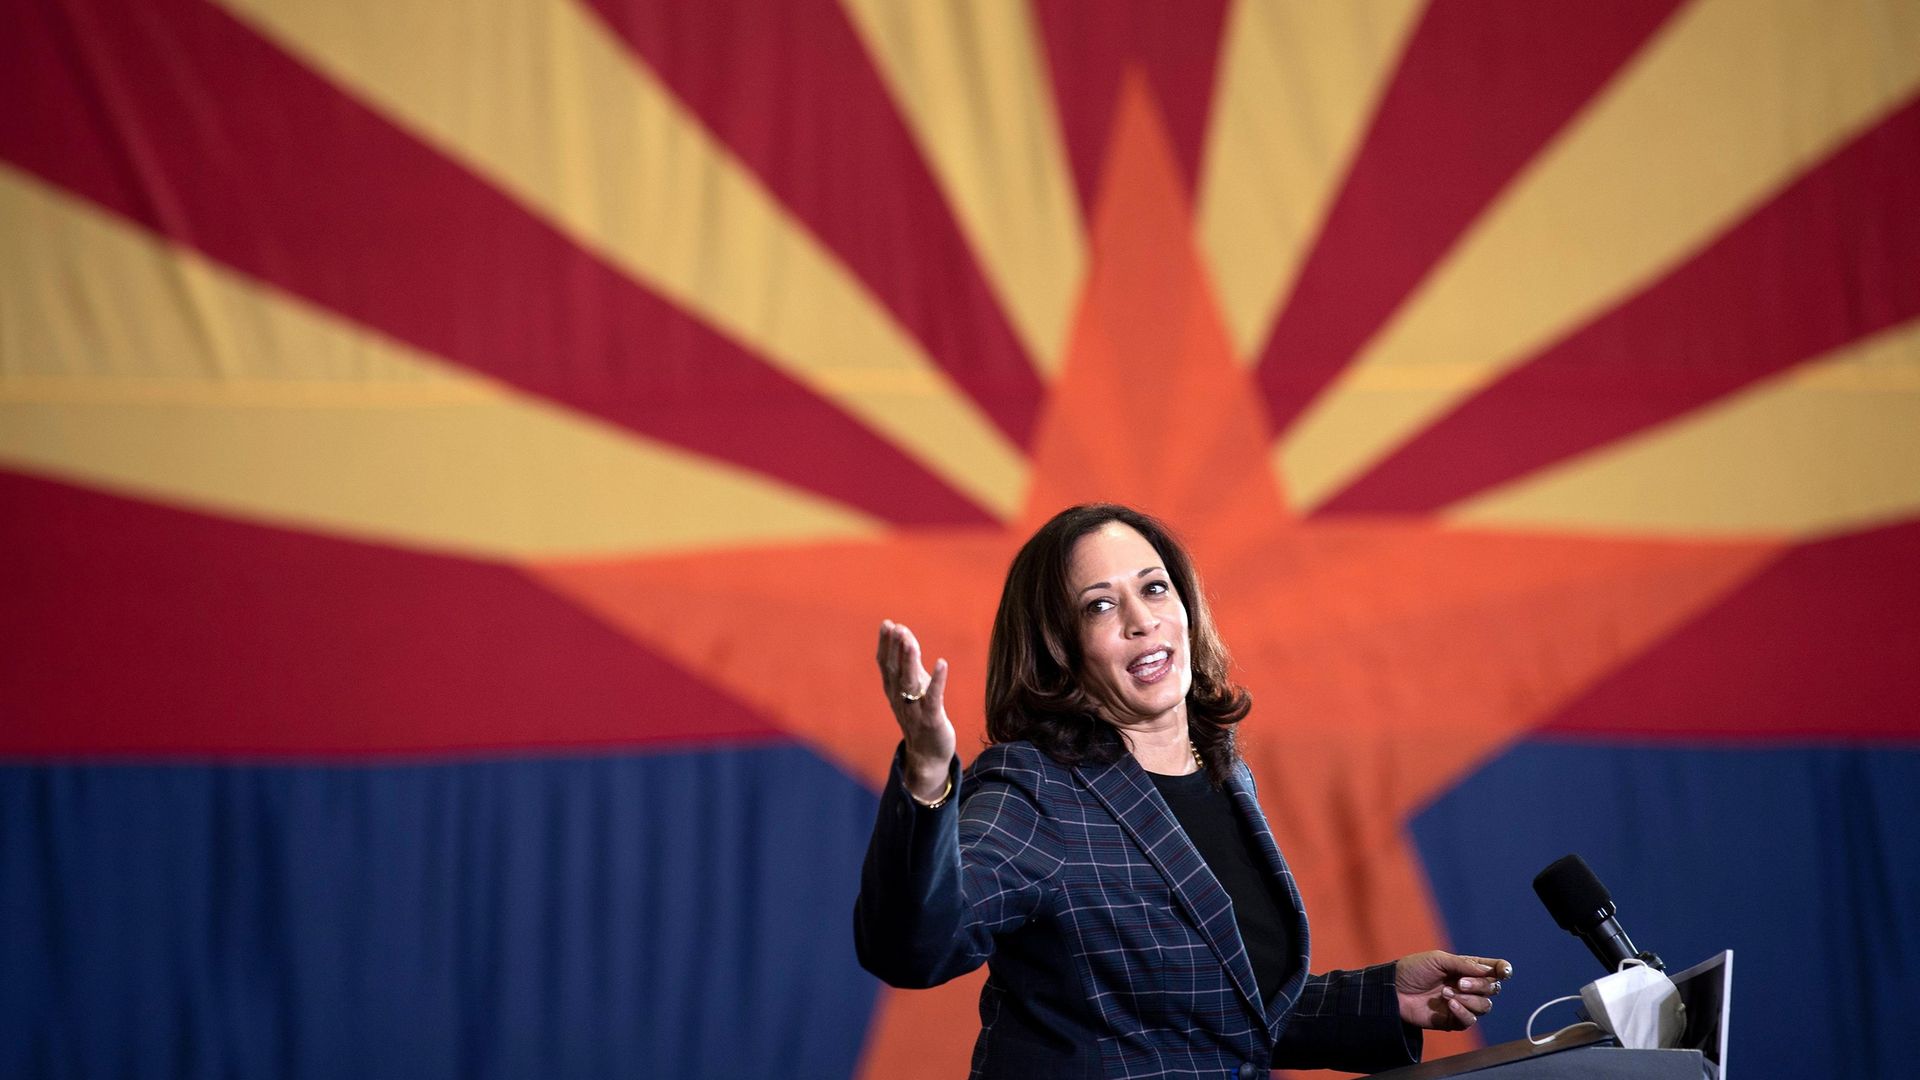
[1368,950,1731,1079]
[1366,1027,1708,1078]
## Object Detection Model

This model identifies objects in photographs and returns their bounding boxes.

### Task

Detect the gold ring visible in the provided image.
[899,687,926,703]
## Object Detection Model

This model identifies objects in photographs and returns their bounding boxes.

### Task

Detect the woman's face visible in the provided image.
[1067,522,1193,730]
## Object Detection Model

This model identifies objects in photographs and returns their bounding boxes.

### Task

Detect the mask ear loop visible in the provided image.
[1526,994,1598,1046]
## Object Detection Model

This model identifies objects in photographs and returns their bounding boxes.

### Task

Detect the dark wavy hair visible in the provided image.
[985,504,1251,785]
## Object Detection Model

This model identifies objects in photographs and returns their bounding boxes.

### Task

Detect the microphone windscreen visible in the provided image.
[1533,854,1612,931]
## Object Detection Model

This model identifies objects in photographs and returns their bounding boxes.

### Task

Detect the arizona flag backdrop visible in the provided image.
[3,1,1917,1077]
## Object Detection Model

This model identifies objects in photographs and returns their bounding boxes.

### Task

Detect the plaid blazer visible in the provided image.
[855,740,1417,1079]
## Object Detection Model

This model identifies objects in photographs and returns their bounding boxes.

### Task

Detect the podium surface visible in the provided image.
[1370,950,1730,1079]
[1368,1029,1708,1078]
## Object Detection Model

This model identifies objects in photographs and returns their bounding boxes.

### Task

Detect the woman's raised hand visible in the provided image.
[876,620,955,802]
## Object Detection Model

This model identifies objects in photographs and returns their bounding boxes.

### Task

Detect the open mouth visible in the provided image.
[1126,647,1173,683]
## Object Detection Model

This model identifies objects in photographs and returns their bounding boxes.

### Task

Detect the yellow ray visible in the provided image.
[212,0,1026,518]
[1196,0,1424,363]
[1280,0,1920,511]
[1446,317,1920,539]
[841,0,1084,375]
[0,167,880,559]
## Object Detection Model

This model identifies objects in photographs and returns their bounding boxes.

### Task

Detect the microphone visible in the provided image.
[1532,854,1664,973]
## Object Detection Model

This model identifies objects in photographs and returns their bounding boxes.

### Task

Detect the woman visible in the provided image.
[855,504,1509,1078]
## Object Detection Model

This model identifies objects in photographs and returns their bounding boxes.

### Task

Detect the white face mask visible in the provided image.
[1580,959,1686,1050]
[1527,958,1686,1050]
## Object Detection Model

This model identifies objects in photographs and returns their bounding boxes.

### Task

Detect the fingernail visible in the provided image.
[1442,986,1455,999]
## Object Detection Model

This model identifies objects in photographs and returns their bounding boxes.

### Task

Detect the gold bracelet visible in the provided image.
[910,776,954,810]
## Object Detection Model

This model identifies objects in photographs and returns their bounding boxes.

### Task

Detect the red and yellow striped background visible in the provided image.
[4,2,1917,1077]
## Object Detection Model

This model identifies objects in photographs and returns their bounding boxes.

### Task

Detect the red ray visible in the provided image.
[0,0,991,527]
[1543,518,1920,741]
[0,471,779,758]
[1324,93,1920,514]
[1033,0,1231,217]
[587,0,1043,446]
[1253,0,1682,438]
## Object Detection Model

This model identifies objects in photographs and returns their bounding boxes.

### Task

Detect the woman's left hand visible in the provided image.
[1395,950,1511,1030]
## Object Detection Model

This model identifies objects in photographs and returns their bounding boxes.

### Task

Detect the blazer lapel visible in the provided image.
[1076,755,1265,1024]
[1225,762,1313,1036]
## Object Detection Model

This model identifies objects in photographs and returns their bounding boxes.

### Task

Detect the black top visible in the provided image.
[1149,768,1294,1006]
